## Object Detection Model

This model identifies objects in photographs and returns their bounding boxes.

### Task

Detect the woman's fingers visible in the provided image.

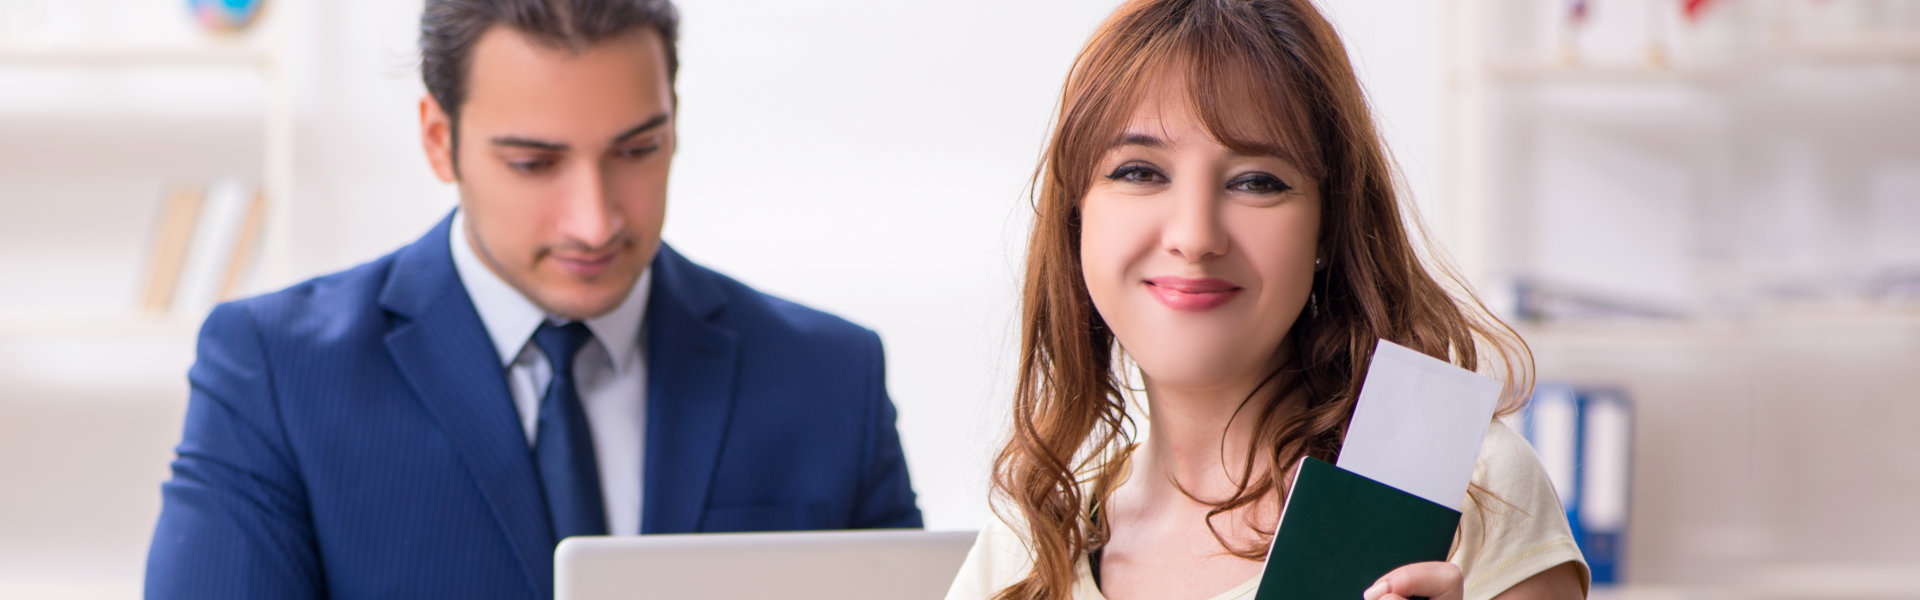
[1361,561,1463,600]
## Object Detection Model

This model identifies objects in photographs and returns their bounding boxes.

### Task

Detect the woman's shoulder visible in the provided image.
[1471,420,1552,491]
[948,509,1112,600]
[1463,419,1570,534]
[1453,420,1591,600]
[946,511,1040,600]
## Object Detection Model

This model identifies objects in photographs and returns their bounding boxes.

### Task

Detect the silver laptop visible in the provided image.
[555,529,976,600]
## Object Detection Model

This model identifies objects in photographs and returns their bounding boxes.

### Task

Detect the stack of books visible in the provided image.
[138,179,267,317]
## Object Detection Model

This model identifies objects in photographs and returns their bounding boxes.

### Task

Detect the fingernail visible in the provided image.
[1362,581,1386,599]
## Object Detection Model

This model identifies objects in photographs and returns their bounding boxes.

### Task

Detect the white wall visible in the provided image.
[662,0,1123,529]
[1314,2,1446,222]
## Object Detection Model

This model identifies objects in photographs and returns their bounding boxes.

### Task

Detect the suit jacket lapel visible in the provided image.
[379,213,555,596]
[640,244,740,534]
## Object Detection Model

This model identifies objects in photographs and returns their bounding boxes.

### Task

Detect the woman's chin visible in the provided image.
[1134,356,1276,399]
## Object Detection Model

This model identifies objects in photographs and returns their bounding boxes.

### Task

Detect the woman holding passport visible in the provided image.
[946,1,1588,599]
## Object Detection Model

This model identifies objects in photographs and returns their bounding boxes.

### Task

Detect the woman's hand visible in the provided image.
[1362,561,1463,600]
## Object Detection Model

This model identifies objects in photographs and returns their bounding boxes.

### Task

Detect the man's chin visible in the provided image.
[531,285,634,322]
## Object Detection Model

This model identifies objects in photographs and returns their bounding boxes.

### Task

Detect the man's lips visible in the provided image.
[553,252,616,277]
[1144,277,1242,312]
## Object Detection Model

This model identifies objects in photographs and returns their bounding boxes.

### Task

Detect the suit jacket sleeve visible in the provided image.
[146,302,324,599]
[851,330,925,529]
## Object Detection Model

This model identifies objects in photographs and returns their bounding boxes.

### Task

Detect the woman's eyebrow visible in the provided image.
[1110,132,1167,150]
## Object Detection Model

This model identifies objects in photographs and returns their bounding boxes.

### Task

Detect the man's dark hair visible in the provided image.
[420,0,680,162]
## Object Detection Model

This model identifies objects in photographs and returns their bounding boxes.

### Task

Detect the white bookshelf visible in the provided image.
[1470,63,1739,86]
[0,42,274,67]
[0,314,202,337]
[1438,0,1920,330]
[1435,0,1920,592]
[0,34,295,337]
[1585,562,1920,599]
[1770,36,1920,62]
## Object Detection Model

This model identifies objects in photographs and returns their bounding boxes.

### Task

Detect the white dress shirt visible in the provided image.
[450,211,650,536]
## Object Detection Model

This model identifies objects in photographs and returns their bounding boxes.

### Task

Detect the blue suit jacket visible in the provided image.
[145,215,922,599]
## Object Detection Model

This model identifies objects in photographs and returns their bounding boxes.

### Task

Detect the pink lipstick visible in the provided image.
[1144,276,1242,312]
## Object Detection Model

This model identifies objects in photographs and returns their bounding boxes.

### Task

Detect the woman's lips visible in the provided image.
[1144,277,1242,312]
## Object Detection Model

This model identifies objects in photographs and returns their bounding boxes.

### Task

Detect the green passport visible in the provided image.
[1254,457,1460,600]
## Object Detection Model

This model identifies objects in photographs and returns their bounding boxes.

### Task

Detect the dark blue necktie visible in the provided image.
[532,321,608,543]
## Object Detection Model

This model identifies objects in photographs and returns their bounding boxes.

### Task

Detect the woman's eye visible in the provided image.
[1105,164,1167,185]
[1228,173,1292,194]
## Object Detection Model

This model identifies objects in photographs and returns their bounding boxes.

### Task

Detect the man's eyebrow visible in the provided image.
[612,113,671,144]
[490,136,568,152]
[486,114,670,152]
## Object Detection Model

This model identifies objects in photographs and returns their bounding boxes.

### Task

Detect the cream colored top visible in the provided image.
[945,421,1589,600]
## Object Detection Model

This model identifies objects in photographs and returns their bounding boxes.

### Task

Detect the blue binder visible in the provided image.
[1518,383,1633,585]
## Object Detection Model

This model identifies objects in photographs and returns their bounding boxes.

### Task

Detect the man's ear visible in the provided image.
[420,95,458,183]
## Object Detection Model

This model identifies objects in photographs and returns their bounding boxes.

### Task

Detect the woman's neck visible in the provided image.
[1134,374,1292,504]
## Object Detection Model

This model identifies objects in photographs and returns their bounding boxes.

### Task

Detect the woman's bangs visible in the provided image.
[1175,27,1324,179]
[1054,0,1327,195]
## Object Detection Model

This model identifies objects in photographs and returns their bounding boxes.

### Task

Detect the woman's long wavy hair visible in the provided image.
[990,1,1534,598]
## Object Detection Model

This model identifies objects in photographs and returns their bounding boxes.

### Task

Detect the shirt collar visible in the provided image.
[450,210,652,372]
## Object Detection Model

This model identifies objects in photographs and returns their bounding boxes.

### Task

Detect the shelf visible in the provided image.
[1587,586,1698,600]
[1583,562,1920,599]
[1770,37,1920,64]
[1516,320,1732,350]
[1514,306,1920,351]
[0,35,299,338]
[0,313,202,338]
[1463,41,1920,87]
[0,43,276,69]
[1467,63,1739,86]
[1744,305,1920,332]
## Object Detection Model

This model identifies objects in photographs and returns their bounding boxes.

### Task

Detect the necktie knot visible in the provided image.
[533,321,594,376]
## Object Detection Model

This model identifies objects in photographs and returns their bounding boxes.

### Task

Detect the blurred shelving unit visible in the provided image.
[1436,0,1920,596]
[0,313,202,337]
[0,30,294,339]
[0,41,274,67]
[1583,561,1920,599]
[1767,35,1920,62]
[1437,0,1920,337]
[0,9,300,598]
[1469,62,1740,85]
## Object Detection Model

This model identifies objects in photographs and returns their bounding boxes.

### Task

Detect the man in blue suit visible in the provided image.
[144,1,921,598]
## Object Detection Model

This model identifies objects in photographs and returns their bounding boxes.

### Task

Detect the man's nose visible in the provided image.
[555,166,624,250]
